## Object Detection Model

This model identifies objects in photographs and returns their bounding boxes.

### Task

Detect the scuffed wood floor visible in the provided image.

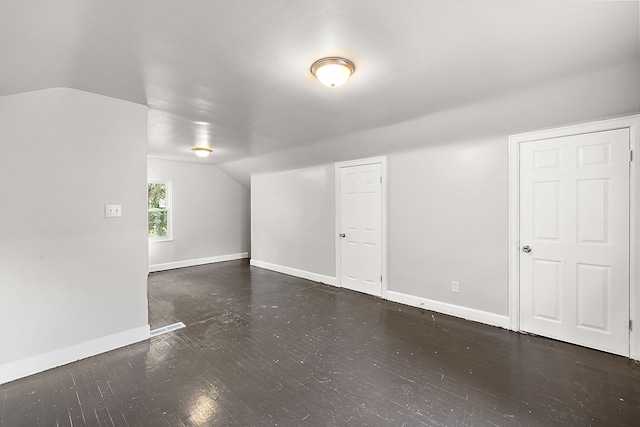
[1,260,639,426]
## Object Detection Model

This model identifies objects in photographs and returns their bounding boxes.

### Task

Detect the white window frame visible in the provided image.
[148,179,172,242]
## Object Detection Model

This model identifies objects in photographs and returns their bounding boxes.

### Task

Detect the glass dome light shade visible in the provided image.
[311,57,355,88]
[192,147,212,158]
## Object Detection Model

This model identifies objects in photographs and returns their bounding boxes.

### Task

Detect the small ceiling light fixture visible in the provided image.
[310,57,355,88]
[192,147,213,158]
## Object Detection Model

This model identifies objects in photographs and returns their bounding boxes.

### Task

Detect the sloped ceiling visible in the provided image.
[1,1,639,185]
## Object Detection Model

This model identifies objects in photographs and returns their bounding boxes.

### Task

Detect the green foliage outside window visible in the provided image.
[148,183,169,238]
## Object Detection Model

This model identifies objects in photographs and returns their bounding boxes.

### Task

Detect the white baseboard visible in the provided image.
[0,325,150,385]
[149,252,249,273]
[250,259,336,286]
[249,261,506,329]
[386,290,510,329]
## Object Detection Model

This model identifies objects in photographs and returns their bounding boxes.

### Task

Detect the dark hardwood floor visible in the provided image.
[1,260,639,426]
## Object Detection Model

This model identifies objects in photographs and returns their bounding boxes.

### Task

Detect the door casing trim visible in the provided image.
[508,114,640,359]
[335,156,388,298]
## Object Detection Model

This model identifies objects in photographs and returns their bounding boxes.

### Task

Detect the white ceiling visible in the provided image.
[1,1,639,184]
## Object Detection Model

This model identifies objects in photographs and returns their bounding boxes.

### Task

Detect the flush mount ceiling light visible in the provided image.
[191,147,213,158]
[310,57,355,88]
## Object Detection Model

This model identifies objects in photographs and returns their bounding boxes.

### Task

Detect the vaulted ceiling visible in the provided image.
[1,1,639,185]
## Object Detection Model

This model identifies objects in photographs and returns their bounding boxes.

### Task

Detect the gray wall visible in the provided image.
[388,137,508,315]
[251,137,508,316]
[0,88,149,366]
[251,165,335,277]
[148,158,250,266]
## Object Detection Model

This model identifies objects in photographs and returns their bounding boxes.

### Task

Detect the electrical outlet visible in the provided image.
[451,281,459,293]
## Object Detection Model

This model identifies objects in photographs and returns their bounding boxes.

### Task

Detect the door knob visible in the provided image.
[340,233,346,238]
[522,245,532,253]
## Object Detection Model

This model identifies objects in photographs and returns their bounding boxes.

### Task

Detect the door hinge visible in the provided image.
[380,275,383,282]
[630,150,633,162]
[380,176,382,184]
[630,320,633,331]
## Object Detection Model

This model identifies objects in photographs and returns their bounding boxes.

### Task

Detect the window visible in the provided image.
[148,180,171,241]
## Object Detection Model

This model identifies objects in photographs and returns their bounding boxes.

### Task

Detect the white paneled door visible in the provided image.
[519,129,630,356]
[339,162,382,297]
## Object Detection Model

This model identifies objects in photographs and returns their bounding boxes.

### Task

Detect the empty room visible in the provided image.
[1,1,639,426]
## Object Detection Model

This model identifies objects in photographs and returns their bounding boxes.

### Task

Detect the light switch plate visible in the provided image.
[105,204,122,218]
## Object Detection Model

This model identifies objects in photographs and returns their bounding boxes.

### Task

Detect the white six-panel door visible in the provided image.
[519,129,630,356]
[339,163,382,297]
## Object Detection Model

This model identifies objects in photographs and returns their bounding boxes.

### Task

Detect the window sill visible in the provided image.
[149,238,173,243]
